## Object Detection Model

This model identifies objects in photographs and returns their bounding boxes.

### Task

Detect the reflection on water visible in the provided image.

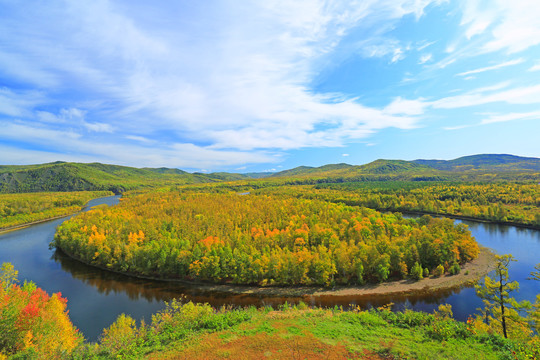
[1,196,539,341]
[53,247,469,309]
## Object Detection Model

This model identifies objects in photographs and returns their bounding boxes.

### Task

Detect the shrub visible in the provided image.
[449,263,461,275]
[100,313,140,357]
[410,262,423,280]
[434,264,445,277]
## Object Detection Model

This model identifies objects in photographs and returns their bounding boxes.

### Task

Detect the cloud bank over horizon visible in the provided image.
[0,0,539,171]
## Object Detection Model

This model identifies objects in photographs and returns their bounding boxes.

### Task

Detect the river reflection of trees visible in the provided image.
[52,249,470,311]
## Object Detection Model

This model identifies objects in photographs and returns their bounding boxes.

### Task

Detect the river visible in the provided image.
[0,195,538,341]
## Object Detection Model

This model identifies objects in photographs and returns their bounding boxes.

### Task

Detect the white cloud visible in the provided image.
[0,122,82,145]
[342,153,349,156]
[480,111,540,125]
[84,122,114,133]
[456,58,524,76]
[391,47,405,63]
[417,40,436,51]
[357,38,408,63]
[419,53,432,64]
[0,121,277,169]
[431,83,540,109]
[459,0,540,54]
[436,58,456,69]
[0,88,44,117]
[443,124,474,131]
[529,62,540,72]
[460,0,498,39]
[125,135,153,143]
[384,97,427,116]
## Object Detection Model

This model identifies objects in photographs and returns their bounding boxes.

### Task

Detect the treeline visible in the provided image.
[53,191,479,286]
[0,191,113,229]
[250,182,540,227]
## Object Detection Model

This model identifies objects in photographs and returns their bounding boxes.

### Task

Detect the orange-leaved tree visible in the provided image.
[0,263,82,358]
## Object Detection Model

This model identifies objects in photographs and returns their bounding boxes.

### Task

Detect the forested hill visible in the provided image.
[413,154,540,171]
[0,162,218,193]
[1,154,538,193]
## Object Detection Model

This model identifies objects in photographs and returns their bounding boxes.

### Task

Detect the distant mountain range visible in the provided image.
[412,154,540,172]
[268,154,540,178]
[0,154,538,193]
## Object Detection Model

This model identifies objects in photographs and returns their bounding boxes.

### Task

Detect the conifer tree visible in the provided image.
[529,263,540,333]
[475,254,530,339]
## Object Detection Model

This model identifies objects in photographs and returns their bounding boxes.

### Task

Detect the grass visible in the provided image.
[134,303,532,360]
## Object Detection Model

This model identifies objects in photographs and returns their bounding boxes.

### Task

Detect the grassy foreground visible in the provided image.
[70,301,539,360]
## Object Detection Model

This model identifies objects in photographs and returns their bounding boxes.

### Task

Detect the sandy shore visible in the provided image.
[168,246,496,297]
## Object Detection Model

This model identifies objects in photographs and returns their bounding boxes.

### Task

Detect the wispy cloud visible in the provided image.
[456,58,524,76]
[417,40,436,51]
[84,122,114,133]
[480,111,540,124]
[431,83,540,109]
[0,88,45,117]
[125,135,153,143]
[419,53,432,64]
[459,0,540,54]
[443,124,475,131]
[529,61,540,72]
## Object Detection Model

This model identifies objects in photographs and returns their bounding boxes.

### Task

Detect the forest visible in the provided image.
[53,190,479,286]
[0,191,112,230]
[251,181,540,227]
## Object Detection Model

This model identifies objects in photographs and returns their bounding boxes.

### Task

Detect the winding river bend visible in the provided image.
[0,195,539,341]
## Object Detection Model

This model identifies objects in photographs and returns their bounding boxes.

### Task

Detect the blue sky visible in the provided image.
[0,0,539,172]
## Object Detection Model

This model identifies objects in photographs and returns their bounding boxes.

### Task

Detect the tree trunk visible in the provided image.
[499,272,508,338]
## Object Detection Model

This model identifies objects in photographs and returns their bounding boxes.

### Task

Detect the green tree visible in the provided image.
[529,263,540,281]
[529,264,540,333]
[475,254,529,339]
[410,262,423,280]
[0,262,18,289]
[434,264,445,277]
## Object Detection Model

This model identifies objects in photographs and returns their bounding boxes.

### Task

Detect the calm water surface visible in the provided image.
[0,196,539,341]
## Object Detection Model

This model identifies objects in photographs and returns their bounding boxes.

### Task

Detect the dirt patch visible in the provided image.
[152,326,359,360]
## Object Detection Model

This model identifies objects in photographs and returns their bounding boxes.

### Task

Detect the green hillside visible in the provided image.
[0,162,215,193]
[357,159,436,174]
[413,154,540,171]
[266,155,539,183]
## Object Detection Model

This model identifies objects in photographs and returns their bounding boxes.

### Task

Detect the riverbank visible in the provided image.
[0,191,114,233]
[185,246,497,297]
[56,245,496,298]
[382,208,540,231]
[0,214,78,233]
